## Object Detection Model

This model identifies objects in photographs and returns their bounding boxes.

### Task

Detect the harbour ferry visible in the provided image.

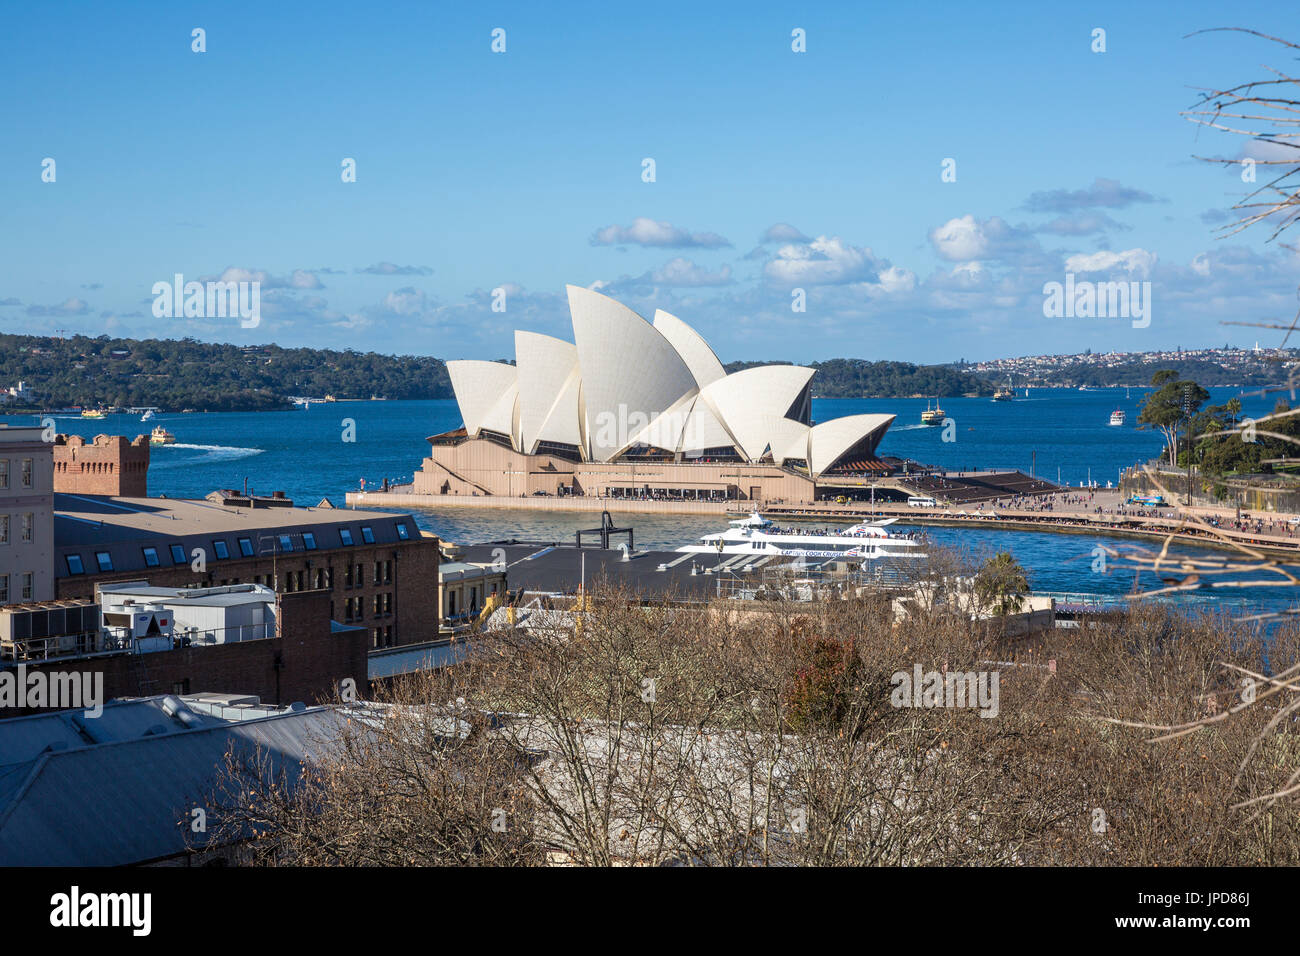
[80,408,106,419]
[1109,409,1126,426]
[150,425,176,445]
[677,512,925,561]
[920,399,946,425]
[992,379,1015,401]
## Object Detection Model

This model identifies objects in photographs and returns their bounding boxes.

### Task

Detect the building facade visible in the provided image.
[52,495,440,649]
[0,426,55,605]
[52,433,150,496]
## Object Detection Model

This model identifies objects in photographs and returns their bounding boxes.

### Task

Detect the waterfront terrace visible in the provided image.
[51,493,441,648]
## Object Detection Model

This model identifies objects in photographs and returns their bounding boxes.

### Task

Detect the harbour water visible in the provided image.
[7,386,1297,620]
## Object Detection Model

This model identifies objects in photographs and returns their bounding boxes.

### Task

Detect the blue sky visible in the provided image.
[2,0,1298,363]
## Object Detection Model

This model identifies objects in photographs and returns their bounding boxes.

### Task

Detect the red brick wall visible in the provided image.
[52,434,150,497]
[0,588,369,718]
[56,536,441,647]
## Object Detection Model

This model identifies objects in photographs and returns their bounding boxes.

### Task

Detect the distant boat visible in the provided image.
[920,399,946,425]
[992,379,1014,401]
[1109,409,1126,427]
[140,409,155,422]
[81,408,106,419]
[150,425,176,445]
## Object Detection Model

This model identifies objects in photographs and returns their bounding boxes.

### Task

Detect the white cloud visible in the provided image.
[764,235,881,285]
[760,223,810,243]
[383,287,428,315]
[590,217,731,248]
[650,257,733,287]
[928,215,1038,264]
[1064,248,1157,277]
[929,215,988,261]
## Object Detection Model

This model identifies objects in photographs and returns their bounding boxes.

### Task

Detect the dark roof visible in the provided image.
[0,696,350,865]
[52,494,424,579]
[456,544,794,602]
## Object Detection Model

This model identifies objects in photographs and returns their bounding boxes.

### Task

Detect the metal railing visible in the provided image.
[1,621,276,663]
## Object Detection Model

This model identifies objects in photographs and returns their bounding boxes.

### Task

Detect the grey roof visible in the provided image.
[456,544,769,601]
[368,640,468,679]
[99,583,275,608]
[0,695,351,866]
[53,493,424,579]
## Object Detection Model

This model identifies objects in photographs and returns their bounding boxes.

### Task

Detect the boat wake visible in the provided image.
[153,443,265,465]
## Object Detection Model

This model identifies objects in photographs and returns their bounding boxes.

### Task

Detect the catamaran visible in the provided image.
[677,512,925,560]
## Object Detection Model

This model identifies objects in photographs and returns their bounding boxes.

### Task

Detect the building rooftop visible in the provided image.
[52,493,427,579]
[0,694,350,866]
[455,543,813,602]
[98,582,276,608]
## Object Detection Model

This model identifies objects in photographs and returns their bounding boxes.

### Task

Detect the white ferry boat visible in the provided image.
[677,512,925,560]
[1109,409,1126,426]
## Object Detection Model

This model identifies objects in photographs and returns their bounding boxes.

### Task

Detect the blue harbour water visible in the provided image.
[6,387,1297,621]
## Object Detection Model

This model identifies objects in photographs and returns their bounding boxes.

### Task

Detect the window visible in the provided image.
[372,594,381,618]
[238,537,254,557]
[212,539,230,560]
[384,592,393,615]
[339,528,354,546]
[21,514,32,542]
[0,515,7,544]
[170,544,186,564]
[95,551,114,572]
[65,554,85,575]
[20,458,32,488]
[0,459,7,489]
[21,573,32,601]
[171,679,191,695]
[278,535,293,553]
[373,561,382,585]
[361,526,375,544]
[302,532,317,551]
[395,522,409,540]
[345,564,354,588]
[142,546,160,567]
[0,574,7,603]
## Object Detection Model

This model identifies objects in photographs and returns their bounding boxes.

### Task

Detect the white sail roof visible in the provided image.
[767,418,813,465]
[443,287,898,470]
[652,309,727,389]
[699,365,815,462]
[807,414,895,475]
[446,360,518,439]
[567,285,698,462]
[515,331,581,452]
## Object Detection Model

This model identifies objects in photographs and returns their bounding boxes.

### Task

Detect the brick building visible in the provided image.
[52,434,150,497]
[0,587,367,715]
[0,425,55,605]
[52,494,440,649]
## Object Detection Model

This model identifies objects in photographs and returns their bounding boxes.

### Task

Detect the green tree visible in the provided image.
[1136,370,1210,467]
[973,552,1030,617]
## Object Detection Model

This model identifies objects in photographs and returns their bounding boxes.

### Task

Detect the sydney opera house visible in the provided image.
[412,286,897,505]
